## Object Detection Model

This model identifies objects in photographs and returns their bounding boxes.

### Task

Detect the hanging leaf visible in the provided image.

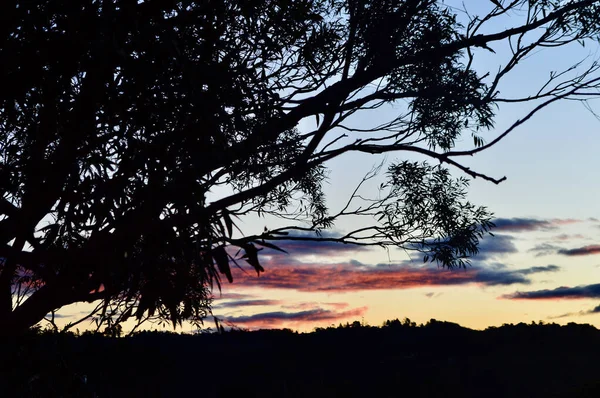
[222,209,234,238]
[120,306,133,323]
[241,243,264,275]
[212,245,233,283]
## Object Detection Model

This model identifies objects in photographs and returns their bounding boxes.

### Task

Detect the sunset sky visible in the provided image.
[208,1,600,332]
[53,1,600,333]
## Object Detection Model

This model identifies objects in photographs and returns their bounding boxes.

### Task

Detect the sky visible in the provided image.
[206,1,600,332]
[52,1,600,333]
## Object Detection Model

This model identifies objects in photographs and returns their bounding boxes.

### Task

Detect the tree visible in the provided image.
[2,0,600,334]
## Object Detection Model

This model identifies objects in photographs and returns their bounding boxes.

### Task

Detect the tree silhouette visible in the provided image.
[2,0,600,333]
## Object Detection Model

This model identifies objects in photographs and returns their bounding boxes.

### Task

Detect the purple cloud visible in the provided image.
[548,304,600,319]
[558,245,600,256]
[231,259,560,292]
[214,299,283,309]
[259,231,369,258]
[528,243,563,257]
[492,218,580,232]
[502,283,600,300]
[221,306,368,329]
[475,234,517,260]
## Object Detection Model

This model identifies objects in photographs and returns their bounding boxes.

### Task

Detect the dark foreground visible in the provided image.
[2,319,600,397]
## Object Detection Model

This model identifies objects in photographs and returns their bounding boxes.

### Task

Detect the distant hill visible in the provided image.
[3,319,600,397]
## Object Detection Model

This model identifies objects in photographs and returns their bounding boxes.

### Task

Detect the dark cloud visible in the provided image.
[222,306,367,329]
[492,218,580,232]
[552,234,585,242]
[517,265,560,275]
[528,243,563,257]
[47,313,74,319]
[259,232,516,267]
[474,269,530,286]
[232,258,560,292]
[283,302,349,311]
[502,283,600,300]
[410,234,516,260]
[260,231,368,258]
[475,234,517,260]
[548,304,600,319]
[214,299,282,309]
[424,292,443,299]
[472,265,559,286]
[558,245,600,256]
[492,218,553,232]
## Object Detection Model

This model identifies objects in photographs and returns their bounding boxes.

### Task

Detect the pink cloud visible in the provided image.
[222,306,368,330]
[552,234,585,241]
[558,245,600,256]
[283,302,349,310]
[551,218,581,226]
[229,260,557,292]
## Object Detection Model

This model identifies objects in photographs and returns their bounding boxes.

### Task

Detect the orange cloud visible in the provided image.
[230,261,558,292]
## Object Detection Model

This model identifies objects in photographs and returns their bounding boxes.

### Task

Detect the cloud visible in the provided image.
[210,292,255,300]
[492,218,580,232]
[552,234,585,241]
[475,234,517,260]
[231,259,560,293]
[552,219,582,226]
[493,218,553,232]
[502,283,600,300]
[411,234,517,260]
[516,265,560,275]
[473,269,532,286]
[528,243,563,257]
[548,304,600,319]
[283,302,349,310]
[558,245,600,256]
[221,306,367,329]
[260,231,368,258]
[46,313,74,319]
[214,299,283,309]
[470,265,558,286]
[214,299,351,312]
[257,231,516,268]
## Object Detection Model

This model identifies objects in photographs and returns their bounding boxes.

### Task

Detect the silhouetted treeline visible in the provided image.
[3,319,600,397]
